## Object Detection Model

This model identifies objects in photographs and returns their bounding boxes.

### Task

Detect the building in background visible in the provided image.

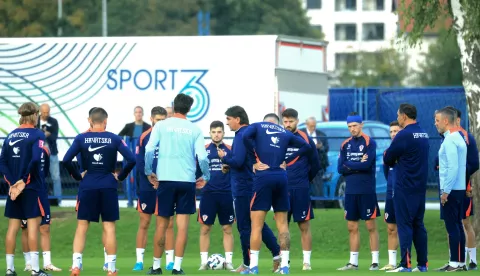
[302,0,450,84]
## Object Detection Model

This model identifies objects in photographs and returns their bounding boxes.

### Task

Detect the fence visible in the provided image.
[0,135,442,207]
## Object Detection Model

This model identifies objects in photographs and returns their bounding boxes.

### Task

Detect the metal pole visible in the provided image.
[57,0,62,36]
[102,0,107,37]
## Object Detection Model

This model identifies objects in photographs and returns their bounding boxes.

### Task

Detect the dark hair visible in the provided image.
[225,106,249,125]
[436,107,456,124]
[348,111,359,116]
[281,108,298,119]
[210,120,224,130]
[91,107,108,123]
[151,106,167,117]
[88,107,97,116]
[389,120,400,127]
[134,106,143,113]
[445,106,461,119]
[263,113,280,124]
[173,94,194,115]
[398,103,417,120]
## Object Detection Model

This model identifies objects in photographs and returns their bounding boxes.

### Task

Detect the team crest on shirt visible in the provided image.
[141,203,147,210]
[93,153,103,162]
[202,215,208,221]
[271,137,279,144]
[13,147,20,155]
[359,145,364,151]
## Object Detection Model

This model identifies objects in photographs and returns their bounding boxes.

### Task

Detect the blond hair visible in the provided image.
[18,102,39,125]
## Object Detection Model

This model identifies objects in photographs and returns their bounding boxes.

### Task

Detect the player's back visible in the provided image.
[394,123,429,193]
[244,122,305,172]
[76,131,123,190]
[155,117,204,182]
[0,126,45,191]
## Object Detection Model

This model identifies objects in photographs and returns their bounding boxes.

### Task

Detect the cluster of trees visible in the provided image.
[335,30,463,88]
[0,0,322,38]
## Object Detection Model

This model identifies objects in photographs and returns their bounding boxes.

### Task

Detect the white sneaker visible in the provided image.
[24,264,32,271]
[224,262,234,270]
[302,263,312,270]
[337,263,358,270]
[44,264,62,271]
[198,263,209,270]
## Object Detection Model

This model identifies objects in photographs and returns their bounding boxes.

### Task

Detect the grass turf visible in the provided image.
[0,207,451,275]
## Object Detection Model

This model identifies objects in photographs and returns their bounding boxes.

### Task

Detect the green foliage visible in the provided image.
[337,49,410,87]
[415,30,463,86]
[0,0,322,38]
[398,0,480,46]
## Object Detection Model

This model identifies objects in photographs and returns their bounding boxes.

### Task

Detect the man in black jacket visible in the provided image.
[38,103,62,201]
[118,106,151,138]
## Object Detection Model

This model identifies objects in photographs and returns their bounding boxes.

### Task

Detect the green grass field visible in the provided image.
[0,207,453,275]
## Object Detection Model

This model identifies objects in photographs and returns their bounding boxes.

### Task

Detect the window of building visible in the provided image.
[335,53,358,69]
[335,0,357,11]
[362,23,385,40]
[363,0,384,11]
[335,24,357,41]
[307,0,322,9]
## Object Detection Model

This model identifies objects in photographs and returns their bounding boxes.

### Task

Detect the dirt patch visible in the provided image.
[51,210,76,222]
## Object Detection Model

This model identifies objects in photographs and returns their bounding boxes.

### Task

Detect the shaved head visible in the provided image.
[39,103,51,120]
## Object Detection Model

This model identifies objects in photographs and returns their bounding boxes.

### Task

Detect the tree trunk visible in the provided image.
[451,0,480,245]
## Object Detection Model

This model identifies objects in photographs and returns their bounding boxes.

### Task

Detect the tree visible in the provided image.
[415,29,463,86]
[208,0,323,38]
[336,48,410,87]
[399,0,480,239]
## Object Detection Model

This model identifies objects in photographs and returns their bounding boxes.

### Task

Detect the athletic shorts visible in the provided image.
[5,189,46,220]
[384,197,396,224]
[21,191,51,227]
[250,172,289,212]
[463,197,474,219]
[76,188,119,222]
[137,191,157,215]
[344,194,381,221]
[198,192,235,225]
[156,181,196,217]
[288,188,314,223]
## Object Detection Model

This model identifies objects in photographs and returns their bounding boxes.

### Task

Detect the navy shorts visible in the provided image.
[384,197,396,224]
[344,194,381,221]
[288,188,314,223]
[198,192,235,225]
[137,191,157,215]
[21,191,51,228]
[77,188,119,222]
[251,172,289,212]
[5,189,46,220]
[156,181,196,217]
[463,197,474,219]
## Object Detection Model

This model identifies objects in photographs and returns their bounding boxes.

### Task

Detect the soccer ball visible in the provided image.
[207,253,225,270]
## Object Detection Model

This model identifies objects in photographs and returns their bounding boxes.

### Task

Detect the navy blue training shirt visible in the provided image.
[196,142,232,193]
[136,128,158,192]
[41,146,50,193]
[221,125,256,197]
[63,130,136,190]
[337,133,377,194]
[0,125,46,191]
[242,122,310,173]
[285,130,321,188]
[383,165,395,199]
[384,122,429,194]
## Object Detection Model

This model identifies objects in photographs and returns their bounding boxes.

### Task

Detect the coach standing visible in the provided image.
[38,103,62,202]
[145,94,210,275]
[383,103,429,272]
[435,108,467,272]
